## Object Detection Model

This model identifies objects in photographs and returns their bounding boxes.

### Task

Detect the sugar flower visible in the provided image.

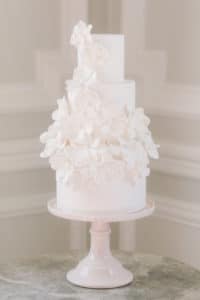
[40,21,159,186]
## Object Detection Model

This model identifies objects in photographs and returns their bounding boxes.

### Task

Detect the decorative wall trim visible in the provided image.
[120,0,200,260]
[152,139,200,180]
[0,153,47,172]
[0,138,48,172]
[1,137,200,180]
[0,138,40,155]
[2,190,200,232]
[145,83,200,119]
[129,56,200,120]
[0,83,54,114]
[121,2,200,120]
[152,193,200,229]
[0,192,55,218]
[157,139,200,162]
[0,0,89,258]
[0,49,64,114]
[152,155,200,180]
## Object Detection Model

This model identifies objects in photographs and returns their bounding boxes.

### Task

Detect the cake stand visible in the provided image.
[48,199,154,289]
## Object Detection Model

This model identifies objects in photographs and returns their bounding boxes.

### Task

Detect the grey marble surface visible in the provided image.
[0,251,200,299]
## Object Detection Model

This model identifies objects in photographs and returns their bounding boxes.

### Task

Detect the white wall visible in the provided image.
[119,0,200,269]
[146,0,200,84]
[88,0,121,33]
[0,0,89,261]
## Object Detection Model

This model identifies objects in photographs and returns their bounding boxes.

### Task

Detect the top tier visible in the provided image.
[92,34,124,82]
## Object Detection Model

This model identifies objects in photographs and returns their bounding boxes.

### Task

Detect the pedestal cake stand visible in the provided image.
[48,199,154,289]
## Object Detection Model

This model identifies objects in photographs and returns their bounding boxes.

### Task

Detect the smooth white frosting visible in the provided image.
[56,174,146,213]
[92,34,124,81]
[66,79,135,111]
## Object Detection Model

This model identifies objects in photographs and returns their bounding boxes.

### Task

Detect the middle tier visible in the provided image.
[66,80,135,111]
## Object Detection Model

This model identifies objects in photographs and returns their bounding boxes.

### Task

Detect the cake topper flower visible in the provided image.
[70,20,92,48]
[70,20,109,85]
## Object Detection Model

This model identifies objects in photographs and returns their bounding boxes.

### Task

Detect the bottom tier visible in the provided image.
[56,176,146,213]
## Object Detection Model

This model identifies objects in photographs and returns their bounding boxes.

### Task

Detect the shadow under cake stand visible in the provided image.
[48,199,154,289]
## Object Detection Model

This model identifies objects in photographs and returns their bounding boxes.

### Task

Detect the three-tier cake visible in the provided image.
[40,21,159,214]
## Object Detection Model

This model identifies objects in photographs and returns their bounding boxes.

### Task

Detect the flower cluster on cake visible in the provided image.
[40,21,159,213]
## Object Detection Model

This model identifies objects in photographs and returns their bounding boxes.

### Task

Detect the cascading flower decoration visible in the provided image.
[40,21,159,187]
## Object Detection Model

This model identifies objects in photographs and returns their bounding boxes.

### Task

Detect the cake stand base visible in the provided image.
[48,199,154,289]
[67,222,133,288]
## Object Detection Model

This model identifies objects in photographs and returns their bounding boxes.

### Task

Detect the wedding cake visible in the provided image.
[40,21,159,213]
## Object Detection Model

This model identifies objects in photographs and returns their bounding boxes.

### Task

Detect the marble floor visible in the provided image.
[0,251,200,299]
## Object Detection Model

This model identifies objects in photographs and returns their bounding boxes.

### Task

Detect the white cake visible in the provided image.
[40,21,159,213]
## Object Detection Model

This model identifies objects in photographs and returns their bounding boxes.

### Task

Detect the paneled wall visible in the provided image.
[88,0,121,33]
[90,0,200,268]
[0,0,88,261]
[120,0,200,269]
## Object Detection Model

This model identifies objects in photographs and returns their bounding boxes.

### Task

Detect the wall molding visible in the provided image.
[0,138,39,155]
[128,53,200,120]
[121,6,200,120]
[145,83,200,120]
[0,138,48,172]
[0,49,63,114]
[0,152,48,172]
[152,139,200,180]
[152,155,200,180]
[0,0,89,258]
[152,193,200,229]
[1,190,200,232]
[0,83,54,114]
[1,137,200,181]
[0,1,89,115]
[0,192,55,218]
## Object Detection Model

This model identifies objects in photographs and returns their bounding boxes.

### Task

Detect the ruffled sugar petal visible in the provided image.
[85,124,93,135]
[52,97,69,121]
[49,152,67,170]
[70,20,109,84]
[40,151,48,158]
[41,140,57,158]
[92,138,100,148]
[148,144,159,159]
[40,131,48,143]
[63,166,74,183]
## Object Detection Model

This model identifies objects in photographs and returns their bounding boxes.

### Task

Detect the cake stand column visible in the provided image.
[67,221,133,288]
[90,222,111,258]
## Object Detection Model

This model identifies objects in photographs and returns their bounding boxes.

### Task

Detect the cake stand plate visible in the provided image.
[48,199,155,289]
